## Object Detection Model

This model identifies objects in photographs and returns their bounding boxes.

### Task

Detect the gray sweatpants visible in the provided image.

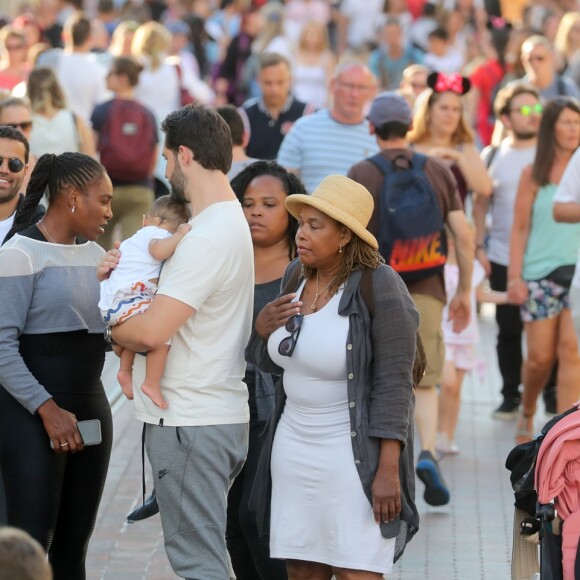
[145,422,249,580]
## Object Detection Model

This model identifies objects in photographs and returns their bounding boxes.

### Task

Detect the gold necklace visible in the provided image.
[38,220,57,243]
[311,271,335,312]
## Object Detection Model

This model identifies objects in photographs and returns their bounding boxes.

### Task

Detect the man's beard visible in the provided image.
[0,185,20,207]
[169,164,188,204]
[513,129,538,141]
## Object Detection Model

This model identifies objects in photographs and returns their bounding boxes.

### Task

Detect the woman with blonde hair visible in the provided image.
[554,11,580,90]
[408,71,492,207]
[27,67,95,157]
[293,21,336,108]
[131,21,181,193]
[0,27,29,91]
[109,20,140,58]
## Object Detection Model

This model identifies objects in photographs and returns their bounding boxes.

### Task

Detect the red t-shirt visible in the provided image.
[470,59,505,147]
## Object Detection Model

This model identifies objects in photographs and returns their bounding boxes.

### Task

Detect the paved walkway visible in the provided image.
[86,306,547,579]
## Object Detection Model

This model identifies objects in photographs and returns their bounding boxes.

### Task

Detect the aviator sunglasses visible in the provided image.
[511,103,544,117]
[278,314,303,357]
[0,156,25,173]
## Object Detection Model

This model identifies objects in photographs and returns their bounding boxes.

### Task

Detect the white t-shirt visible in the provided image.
[57,52,110,124]
[133,200,254,427]
[554,148,580,288]
[0,211,15,245]
[484,141,536,266]
[98,225,172,311]
[423,49,464,74]
[340,0,384,48]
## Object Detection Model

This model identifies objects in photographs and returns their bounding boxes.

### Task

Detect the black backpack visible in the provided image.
[368,152,447,282]
[505,406,580,516]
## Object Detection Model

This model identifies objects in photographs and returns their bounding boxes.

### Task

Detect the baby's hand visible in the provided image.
[97,242,121,282]
[177,223,192,236]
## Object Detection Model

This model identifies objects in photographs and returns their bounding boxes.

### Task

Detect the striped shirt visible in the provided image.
[277,109,379,193]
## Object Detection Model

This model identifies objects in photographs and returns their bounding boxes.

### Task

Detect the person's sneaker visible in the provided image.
[435,433,460,457]
[492,398,520,420]
[543,385,557,416]
[126,489,159,523]
[416,450,450,506]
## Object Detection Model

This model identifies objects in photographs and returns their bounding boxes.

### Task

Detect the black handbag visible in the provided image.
[547,265,575,289]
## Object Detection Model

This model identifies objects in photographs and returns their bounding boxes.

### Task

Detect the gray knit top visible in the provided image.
[0,232,105,413]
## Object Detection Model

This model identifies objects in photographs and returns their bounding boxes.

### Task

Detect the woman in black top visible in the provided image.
[0,149,114,580]
[227,160,304,580]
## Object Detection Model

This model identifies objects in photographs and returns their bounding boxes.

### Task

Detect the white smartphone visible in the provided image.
[50,419,102,449]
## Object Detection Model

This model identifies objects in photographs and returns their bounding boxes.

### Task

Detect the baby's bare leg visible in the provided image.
[141,345,170,409]
[117,348,135,400]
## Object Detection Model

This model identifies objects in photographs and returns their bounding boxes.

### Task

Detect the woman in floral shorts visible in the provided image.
[508,97,580,444]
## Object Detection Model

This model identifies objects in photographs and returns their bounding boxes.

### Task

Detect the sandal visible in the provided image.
[515,411,535,445]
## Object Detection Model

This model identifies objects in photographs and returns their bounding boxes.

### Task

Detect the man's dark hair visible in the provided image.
[0,125,30,162]
[111,56,143,87]
[162,104,232,174]
[494,81,540,118]
[373,121,409,141]
[216,105,245,146]
[66,12,92,47]
[428,27,449,42]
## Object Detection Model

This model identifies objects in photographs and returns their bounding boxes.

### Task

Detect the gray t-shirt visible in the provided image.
[484,141,536,266]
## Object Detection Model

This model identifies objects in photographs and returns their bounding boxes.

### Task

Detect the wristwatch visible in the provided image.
[104,326,117,345]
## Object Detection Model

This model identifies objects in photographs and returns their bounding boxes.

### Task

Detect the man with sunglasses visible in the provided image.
[473,82,557,419]
[0,97,36,194]
[521,35,580,102]
[0,125,37,246]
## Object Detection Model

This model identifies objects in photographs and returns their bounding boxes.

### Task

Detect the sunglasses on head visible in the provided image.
[5,121,32,131]
[512,103,544,116]
[0,156,25,173]
[278,314,303,357]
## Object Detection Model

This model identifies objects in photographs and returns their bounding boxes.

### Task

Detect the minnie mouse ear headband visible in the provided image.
[487,15,512,31]
[427,72,471,96]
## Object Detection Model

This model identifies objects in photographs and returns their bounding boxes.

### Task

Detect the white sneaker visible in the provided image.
[435,433,460,456]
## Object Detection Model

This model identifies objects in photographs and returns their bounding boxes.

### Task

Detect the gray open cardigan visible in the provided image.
[246,260,420,563]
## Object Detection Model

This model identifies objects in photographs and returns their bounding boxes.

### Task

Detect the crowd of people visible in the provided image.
[2,0,580,579]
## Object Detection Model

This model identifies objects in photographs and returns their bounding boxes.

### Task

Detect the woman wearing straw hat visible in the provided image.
[247,174,419,578]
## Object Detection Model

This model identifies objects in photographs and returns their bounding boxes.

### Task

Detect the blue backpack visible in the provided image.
[368,152,447,282]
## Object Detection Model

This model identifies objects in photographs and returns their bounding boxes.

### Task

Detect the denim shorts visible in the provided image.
[521,278,570,322]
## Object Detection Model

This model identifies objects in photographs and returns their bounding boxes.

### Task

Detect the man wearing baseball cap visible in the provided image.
[348,91,474,507]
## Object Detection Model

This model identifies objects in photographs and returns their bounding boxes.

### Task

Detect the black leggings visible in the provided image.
[0,387,113,580]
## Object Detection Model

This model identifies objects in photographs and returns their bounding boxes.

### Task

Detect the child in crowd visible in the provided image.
[436,231,508,456]
[99,195,191,409]
[424,26,464,74]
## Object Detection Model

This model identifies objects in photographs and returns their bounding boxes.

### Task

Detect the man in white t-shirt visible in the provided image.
[108,104,254,580]
[0,126,30,246]
[472,82,556,419]
[50,12,109,124]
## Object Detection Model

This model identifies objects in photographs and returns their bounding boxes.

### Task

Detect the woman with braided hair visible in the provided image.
[0,152,113,580]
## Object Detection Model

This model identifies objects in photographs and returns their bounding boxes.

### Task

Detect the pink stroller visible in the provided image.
[535,403,580,579]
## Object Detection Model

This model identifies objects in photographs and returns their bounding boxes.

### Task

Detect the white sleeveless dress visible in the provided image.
[267,283,396,574]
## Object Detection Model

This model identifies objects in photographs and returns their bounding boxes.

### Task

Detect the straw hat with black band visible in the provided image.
[285,174,378,250]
